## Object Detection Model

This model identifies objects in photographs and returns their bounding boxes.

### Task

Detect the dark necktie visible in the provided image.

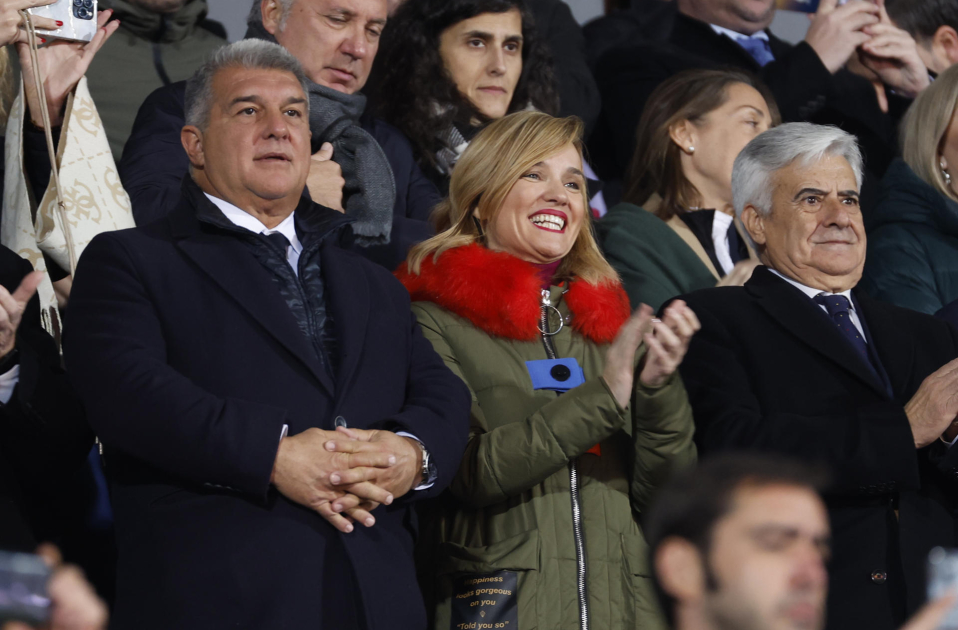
[263,231,291,259]
[737,36,775,67]
[813,294,869,360]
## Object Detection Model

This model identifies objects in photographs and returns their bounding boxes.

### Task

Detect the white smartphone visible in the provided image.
[28,0,97,43]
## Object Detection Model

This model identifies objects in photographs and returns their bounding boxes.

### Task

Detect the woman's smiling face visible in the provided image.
[480,143,587,264]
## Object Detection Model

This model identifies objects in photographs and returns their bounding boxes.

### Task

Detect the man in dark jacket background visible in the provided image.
[587,0,929,205]
[120,0,441,270]
[66,40,470,629]
[88,0,227,158]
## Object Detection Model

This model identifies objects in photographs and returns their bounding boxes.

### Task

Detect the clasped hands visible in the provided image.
[270,426,423,534]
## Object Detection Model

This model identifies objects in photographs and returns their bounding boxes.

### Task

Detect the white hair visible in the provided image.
[247,0,296,29]
[185,39,309,130]
[731,122,864,219]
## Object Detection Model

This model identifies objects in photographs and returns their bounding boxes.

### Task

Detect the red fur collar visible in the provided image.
[396,244,630,344]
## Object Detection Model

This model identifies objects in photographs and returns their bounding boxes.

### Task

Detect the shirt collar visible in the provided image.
[768,269,854,305]
[710,24,769,42]
[204,193,303,255]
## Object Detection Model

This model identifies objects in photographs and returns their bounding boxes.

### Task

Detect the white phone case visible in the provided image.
[28,0,97,43]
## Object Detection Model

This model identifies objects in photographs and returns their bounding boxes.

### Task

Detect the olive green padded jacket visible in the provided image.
[397,244,696,630]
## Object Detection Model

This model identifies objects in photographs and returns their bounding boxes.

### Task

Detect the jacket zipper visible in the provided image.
[540,289,589,630]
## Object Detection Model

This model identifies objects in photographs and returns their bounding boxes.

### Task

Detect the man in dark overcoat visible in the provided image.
[673,123,958,630]
[64,40,470,630]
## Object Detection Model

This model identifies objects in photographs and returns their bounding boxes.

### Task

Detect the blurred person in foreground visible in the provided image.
[1,545,107,630]
[598,69,777,312]
[64,40,470,630]
[646,454,958,630]
[862,63,958,314]
[886,0,958,76]
[396,110,697,629]
[121,0,441,270]
[672,122,958,630]
[375,0,558,196]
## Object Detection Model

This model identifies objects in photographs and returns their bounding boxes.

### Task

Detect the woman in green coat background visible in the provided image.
[861,64,958,314]
[397,111,697,630]
[597,69,778,312]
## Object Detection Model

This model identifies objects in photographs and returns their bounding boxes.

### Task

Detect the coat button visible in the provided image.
[550,364,571,381]
[871,571,887,584]
[334,416,347,428]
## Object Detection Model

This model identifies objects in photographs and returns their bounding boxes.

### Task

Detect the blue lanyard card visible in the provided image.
[525,358,586,392]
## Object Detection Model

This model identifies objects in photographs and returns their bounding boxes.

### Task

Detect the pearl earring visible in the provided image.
[688,146,695,154]
[942,158,952,186]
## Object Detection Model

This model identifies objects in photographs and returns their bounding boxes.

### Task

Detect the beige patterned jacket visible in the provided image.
[2,77,135,335]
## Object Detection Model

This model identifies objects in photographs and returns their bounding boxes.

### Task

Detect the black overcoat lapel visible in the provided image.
[746,268,890,398]
[169,202,337,396]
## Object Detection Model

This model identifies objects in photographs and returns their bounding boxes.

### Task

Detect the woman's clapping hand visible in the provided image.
[638,300,700,389]
[602,300,701,409]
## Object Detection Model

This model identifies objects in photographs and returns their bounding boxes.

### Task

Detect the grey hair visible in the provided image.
[731,122,864,218]
[247,0,296,29]
[185,39,310,130]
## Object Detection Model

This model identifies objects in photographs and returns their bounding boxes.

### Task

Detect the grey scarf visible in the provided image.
[246,23,395,245]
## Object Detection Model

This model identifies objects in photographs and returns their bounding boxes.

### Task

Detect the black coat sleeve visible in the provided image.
[119,83,190,227]
[676,296,921,496]
[378,278,470,499]
[0,249,91,540]
[63,234,288,500]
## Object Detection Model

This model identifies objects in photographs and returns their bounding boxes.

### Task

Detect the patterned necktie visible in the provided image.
[737,36,775,67]
[264,231,291,259]
[813,294,869,360]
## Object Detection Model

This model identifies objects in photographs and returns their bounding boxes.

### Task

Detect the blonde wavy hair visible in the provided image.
[406,111,618,286]
[901,63,958,201]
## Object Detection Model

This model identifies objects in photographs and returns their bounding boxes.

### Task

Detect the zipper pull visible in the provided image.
[541,289,552,306]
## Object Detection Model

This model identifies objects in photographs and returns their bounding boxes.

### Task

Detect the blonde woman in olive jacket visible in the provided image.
[397,112,698,630]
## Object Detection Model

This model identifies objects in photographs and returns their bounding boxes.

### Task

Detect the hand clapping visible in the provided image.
[0,270,43,359]
[602,301,701,408]
[638,300,700,389]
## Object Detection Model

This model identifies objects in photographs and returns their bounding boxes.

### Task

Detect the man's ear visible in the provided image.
[741,204,767,246]
[656,538,707,602]
[934,26,958,67]
[262,0,284,36]
[668,120,697,155]
[181,126,206,170]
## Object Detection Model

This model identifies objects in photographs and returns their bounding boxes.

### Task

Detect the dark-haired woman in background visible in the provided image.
[376,0,559,195]
[597,69,780,311]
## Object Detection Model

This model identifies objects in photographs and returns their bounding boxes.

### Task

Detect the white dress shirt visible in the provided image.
[768,269,864,337]
[710,24,769,42]
[205,194,304,275]
[711,211,736,276]
[0,363,19,405]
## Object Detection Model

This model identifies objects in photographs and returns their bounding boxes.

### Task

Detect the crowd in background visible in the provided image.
[4,0,958,629]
